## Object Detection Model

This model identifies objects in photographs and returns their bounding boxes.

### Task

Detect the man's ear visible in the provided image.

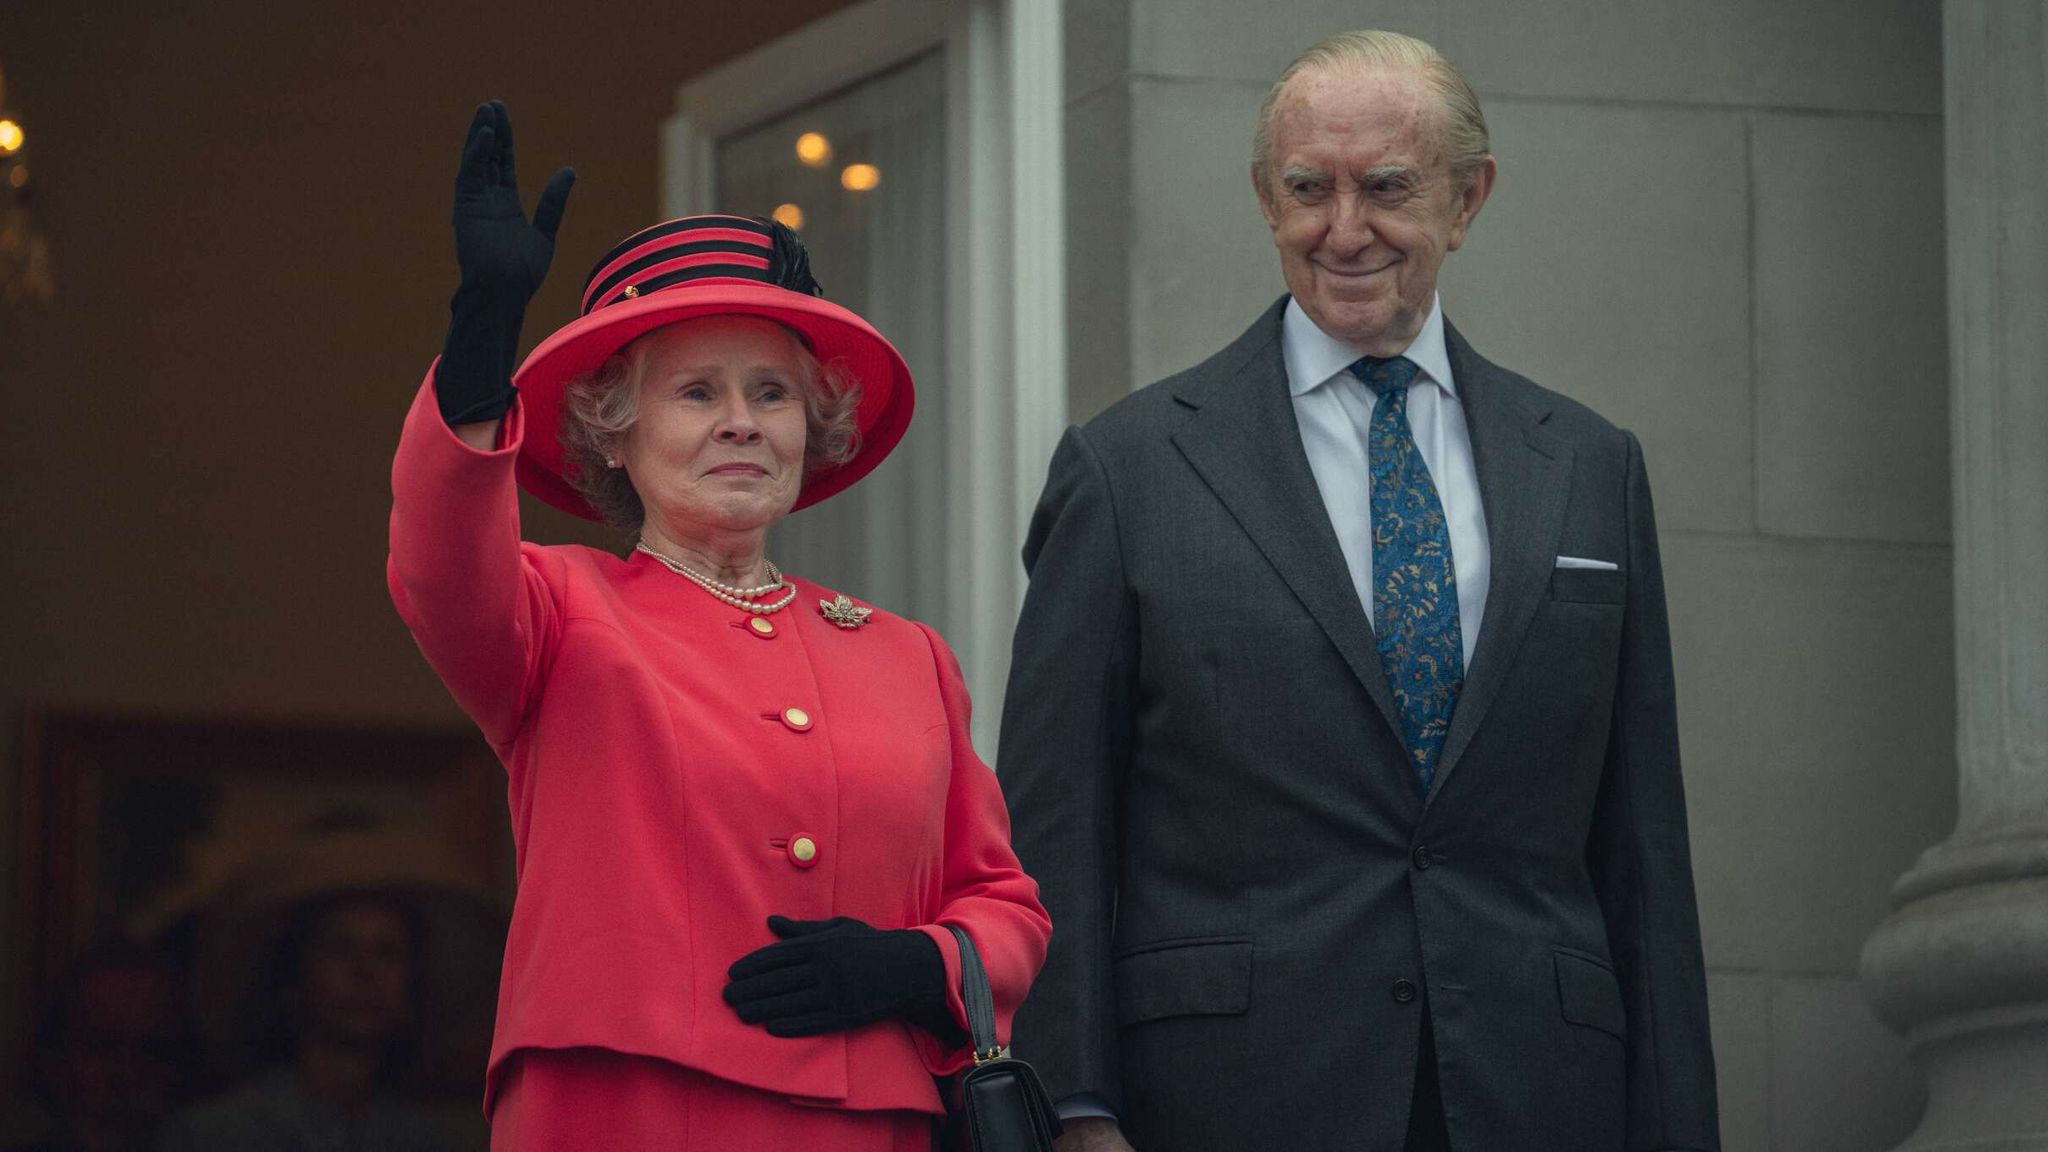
[1252,164,1279,230]
[1446,155,1497,252]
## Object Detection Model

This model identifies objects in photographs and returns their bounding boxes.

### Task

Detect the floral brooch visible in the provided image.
[819,593,873,630]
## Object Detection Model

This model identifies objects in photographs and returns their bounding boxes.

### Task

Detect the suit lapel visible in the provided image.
[1429,322,1573,801]
[1170,301,1407,740]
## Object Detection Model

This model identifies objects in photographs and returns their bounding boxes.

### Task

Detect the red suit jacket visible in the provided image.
[387,372,1050,1115]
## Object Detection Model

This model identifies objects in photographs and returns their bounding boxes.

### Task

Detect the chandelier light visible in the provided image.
[0,64,52,302]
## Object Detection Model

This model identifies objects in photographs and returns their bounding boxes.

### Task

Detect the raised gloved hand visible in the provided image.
[436,100,575,427]
[724,915,964,1043]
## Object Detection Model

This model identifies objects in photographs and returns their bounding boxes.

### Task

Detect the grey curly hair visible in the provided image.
[557,324,863,532]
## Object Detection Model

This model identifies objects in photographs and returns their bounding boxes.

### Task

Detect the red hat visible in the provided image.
[511,214,915,520]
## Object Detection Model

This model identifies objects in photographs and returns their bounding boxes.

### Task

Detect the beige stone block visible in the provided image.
[1707,971,1772,1152]
[1131,0,1439,85]
[1663,533,1956,976]
[1125,78,1288,384]
[1769,977,1924,1151]
[1440,0,1940,114]
[1066,0,1129,103]
[1438,100,1753,534]
[1754,112,1949,544]
[1067,84,1135,420]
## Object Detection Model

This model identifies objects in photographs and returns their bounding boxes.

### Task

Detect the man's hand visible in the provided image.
[1056,1118,1137,1152]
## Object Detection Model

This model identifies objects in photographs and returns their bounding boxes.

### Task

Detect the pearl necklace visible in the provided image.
[635,542,797,615]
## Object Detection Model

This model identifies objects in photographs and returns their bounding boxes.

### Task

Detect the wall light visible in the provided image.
[795,132,832,168]
[840,163,880,192]
[771,203,805,230]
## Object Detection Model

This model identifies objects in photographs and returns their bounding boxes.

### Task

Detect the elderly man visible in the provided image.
[998,29,1718,1152]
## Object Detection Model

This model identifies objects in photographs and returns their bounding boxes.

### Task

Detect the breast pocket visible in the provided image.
[1114,937,1254,1027]
[1549,567,1625,606]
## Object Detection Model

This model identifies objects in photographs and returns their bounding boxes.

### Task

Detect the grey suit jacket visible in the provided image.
[997,299,1718,1151]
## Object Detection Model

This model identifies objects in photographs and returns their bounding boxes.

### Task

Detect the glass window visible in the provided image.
[715,49,947,626]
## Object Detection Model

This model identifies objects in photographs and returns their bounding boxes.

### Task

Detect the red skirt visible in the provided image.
[489,1047,934,1152]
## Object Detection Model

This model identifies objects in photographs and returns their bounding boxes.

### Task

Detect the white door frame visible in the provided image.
[661,0,1066,756]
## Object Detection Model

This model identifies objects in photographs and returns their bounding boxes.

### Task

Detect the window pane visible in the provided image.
[715,50,947,627]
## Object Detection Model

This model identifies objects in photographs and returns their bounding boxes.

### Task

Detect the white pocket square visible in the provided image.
[1555,556,1619,571]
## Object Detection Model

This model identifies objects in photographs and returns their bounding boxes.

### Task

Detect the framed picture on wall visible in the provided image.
[9,709,512,1105]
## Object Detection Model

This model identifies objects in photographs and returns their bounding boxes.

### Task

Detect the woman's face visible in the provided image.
[618,316,811,540]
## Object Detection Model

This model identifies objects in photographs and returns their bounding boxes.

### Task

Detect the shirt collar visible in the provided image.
[1282,294,1456,398]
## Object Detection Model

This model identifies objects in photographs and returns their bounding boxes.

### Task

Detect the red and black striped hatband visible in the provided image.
[579,214,821,316]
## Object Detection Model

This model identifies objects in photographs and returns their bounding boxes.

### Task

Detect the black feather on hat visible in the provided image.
[763,218,824,297]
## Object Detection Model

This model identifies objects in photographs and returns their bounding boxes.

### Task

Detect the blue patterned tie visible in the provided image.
[1356,356,1463,791]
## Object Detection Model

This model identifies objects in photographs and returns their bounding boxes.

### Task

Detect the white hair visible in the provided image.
[1251,29,1491,195]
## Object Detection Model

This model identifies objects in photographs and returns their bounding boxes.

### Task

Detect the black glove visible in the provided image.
[436,100,576,427]
[724,915,965,1044]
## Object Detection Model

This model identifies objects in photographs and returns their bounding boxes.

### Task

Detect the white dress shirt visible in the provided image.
[1284,294,1490,670]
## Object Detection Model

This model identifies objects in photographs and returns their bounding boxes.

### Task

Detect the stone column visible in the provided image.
[1858,3,2048,1148]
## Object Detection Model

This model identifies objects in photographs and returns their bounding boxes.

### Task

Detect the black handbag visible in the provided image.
[938,924,1063,1152]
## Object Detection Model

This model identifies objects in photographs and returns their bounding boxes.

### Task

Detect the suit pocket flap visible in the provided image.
[1550,567,1625,604]
[1554,948,1626,1039]
[1114,937,1253,1026]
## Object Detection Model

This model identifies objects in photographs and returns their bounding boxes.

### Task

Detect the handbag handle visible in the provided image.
[945,924,1006,1064]
[937,924,1064,1151]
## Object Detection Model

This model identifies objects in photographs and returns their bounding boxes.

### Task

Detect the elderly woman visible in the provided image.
[387,102,1050,1151]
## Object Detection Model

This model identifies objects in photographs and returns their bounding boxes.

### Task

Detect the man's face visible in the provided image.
[1255,64,1494,356]
[301,899,414,1043]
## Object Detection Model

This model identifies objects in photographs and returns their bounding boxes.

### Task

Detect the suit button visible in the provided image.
[788,835,819,868]
[780,707,812,731]
[1391,979,1417,1004]
[748,617,778,638]
[1412,845,1433,870]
